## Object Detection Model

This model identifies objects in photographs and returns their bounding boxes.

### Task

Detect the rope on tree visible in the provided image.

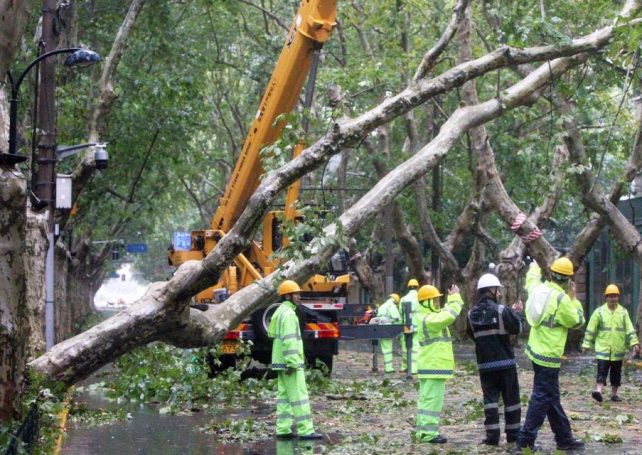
[511,213,542,243]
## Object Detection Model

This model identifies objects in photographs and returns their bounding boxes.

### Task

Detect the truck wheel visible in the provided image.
[251,302,280,342]
[206,352,237,377]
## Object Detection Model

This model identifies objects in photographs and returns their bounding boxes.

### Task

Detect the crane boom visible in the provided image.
[211,0,337,232]
[168,1,364,374]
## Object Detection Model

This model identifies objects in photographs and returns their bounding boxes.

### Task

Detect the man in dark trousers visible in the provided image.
[467,273,524,446]
[516,258,585,452]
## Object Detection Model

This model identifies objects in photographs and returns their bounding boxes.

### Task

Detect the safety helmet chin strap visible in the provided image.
[419,299,440,312]
[425,299,439,312]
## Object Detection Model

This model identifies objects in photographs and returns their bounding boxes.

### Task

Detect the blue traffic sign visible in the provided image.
[126,243,148,254]
[173,232,191,251]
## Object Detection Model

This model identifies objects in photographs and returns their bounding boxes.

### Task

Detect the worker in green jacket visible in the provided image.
[582,284,640,403]
[516,258,585,452]
[269,280,322,440]
[401,279,420,374]
[415,283,463,444]
[377,293,402,373]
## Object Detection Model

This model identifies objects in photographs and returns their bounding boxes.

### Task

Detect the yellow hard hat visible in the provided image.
[390,293,400,304]
[551,257,574,276]
[417,285,442,302]
[604,284,620,296]
[408,278,419,287]
[278,280,301,296]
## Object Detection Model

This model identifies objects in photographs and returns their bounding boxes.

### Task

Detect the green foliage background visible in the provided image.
[11,0,642,291]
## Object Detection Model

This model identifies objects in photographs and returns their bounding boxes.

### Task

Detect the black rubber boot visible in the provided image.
[556,438,585,451]
[298,432,323,440]
[481,438,499,446]
[428,434,447,444]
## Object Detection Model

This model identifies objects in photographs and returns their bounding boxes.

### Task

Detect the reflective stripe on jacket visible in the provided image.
[378,297,401,323]
[268,300,305,370]
[582,303,639,360]
[524,265,585,368]
[417,293,464,379]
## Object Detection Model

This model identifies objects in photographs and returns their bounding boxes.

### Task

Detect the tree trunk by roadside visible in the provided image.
[0,0,35,421]
[0,166,28,419]
[24,211,48,355]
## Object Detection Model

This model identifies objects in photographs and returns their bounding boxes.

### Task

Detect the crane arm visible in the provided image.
[210,0,337,232]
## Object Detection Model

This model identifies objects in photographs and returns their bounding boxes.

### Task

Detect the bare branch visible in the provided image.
[237,0,288,32]
[413,0,471,81]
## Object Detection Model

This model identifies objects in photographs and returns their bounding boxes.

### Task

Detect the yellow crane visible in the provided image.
[168,0,349,371]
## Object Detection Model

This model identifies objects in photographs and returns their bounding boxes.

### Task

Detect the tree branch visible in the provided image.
[29,12,633,383]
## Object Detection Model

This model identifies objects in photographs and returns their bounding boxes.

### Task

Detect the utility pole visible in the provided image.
[37,0,60,349]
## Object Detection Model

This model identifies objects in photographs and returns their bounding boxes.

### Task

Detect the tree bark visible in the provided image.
[0,0,34,79]
[0,165,28,419]
[0,0,34,421]
[23,210,48,356]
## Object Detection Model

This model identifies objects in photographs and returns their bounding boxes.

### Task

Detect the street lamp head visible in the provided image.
[0,151,27,166]
[64,49,101,68]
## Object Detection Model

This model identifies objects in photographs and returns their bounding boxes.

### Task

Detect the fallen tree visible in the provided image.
[29,0,642,386]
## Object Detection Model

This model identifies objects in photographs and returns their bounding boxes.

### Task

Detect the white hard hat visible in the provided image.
[477,273,503,290]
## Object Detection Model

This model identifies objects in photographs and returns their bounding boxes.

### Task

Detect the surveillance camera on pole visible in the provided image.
[94,143,108,170]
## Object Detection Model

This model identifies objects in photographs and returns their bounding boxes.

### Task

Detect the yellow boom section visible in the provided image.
[211,0,337,232]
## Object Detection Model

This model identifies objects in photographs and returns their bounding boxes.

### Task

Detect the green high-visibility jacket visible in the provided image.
[378,297,401,323]
[268,300,305,370]
[416,293,464,379]
[400,289,418,326]
[582,303,639,361]
[524,265,585,368]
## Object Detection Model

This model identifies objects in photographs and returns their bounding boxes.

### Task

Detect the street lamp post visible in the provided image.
[0,48,101,166]
[1,46,100,351]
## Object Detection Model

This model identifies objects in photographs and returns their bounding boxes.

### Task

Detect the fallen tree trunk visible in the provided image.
[29,6,641,384]
[31,40,592,384]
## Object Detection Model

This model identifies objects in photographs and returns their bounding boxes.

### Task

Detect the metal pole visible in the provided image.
[41,0,58,350]
[45,231,55,350]
[8,85,18,156]
[404,300,413,380]
[371,339,379,372]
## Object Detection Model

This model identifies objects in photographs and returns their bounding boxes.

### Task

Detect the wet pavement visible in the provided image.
[61,340,642,454]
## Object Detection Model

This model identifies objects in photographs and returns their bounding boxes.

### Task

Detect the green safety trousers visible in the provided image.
[401,334,419,374]
[276,369,315,436]
[380,338,395,373]
[416,378,446,442]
